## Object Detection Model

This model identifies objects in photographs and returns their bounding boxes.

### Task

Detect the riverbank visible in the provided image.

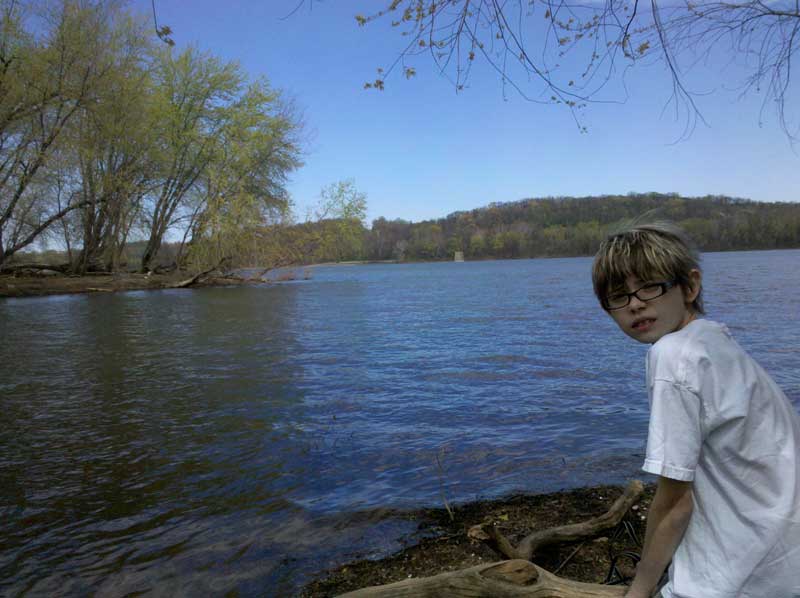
[0,271,260,298]
[301,482,654,597]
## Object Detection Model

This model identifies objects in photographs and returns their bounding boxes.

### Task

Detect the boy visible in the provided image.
[591,222,800,598]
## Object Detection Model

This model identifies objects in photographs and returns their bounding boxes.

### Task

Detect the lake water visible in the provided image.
[1,250,798,596]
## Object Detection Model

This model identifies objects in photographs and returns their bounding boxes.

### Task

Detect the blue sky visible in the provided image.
[135,1,799,224]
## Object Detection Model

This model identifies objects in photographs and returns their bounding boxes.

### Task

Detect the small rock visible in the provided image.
[632,505,639,511]
[593,537,609,544]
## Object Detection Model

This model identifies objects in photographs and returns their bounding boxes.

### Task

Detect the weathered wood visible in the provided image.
[337,559,627,597]
[469,480,644,560]
[469,519,524,559]
[172,269,213,288]
[169,257,230,288]
[517,480,644,559]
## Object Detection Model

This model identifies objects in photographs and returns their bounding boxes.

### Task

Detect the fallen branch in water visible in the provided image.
[170,257,231,288]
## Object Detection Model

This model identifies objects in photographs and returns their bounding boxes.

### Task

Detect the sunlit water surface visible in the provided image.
[1,250,798,596]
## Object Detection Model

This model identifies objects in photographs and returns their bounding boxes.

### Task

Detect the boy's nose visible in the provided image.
[628,294,647,310]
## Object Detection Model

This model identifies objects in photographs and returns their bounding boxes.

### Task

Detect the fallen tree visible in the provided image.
[338,480,645,598]
[168,257,232,289]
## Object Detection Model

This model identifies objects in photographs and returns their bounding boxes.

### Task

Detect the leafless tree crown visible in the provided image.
[355,1,800,139]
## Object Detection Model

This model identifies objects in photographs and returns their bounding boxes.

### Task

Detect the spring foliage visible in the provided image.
[0,0,303,272]
[291,193,800,264]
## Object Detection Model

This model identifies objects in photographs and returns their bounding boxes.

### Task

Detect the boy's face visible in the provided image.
[605,270,701,344]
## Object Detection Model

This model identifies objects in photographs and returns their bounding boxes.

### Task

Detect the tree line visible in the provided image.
[289,193,800,264]
[0,0,303,273]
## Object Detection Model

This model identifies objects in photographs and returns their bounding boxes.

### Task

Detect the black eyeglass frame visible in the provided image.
[602,280,678,311]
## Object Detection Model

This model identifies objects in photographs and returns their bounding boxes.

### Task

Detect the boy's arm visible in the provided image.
[625,476,694,598]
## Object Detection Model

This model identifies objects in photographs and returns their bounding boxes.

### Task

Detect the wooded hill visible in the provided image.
[352,193,800,263]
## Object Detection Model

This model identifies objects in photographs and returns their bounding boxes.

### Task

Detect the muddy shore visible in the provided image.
[301,483,654,596]
[0,271,255,298]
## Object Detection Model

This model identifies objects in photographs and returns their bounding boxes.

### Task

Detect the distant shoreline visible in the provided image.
[4,247,798,299]
[304,246,800,268]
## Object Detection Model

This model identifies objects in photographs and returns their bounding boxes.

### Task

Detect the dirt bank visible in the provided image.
[301,483,655,596]
[0,271,254,298]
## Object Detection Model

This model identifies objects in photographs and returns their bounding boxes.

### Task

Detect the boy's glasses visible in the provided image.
[603,281,677,310]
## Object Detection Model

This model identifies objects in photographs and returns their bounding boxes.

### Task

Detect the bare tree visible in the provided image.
[355,1,800,139]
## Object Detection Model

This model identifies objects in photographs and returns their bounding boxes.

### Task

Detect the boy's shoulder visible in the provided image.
[647,319,734,385]
[650,318,725,356]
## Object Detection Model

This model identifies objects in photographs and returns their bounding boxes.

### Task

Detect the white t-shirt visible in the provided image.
[642,319,800,598]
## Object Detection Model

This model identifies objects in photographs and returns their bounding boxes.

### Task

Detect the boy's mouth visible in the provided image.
[632,318,655,332]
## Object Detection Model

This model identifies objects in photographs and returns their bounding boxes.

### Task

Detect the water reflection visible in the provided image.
[0,286,331,594]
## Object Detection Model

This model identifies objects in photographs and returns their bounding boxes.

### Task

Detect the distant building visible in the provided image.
[454,251,464,262]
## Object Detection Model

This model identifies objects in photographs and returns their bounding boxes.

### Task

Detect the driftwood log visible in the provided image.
[469,480,645,560]
[170,257,231,288]
[339,559,626,597]
[338,480,645,597]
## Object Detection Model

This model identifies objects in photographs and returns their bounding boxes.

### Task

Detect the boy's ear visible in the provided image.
[683,269,702,304]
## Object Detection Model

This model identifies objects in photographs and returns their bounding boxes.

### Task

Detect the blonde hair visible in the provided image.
[592,221,704,314]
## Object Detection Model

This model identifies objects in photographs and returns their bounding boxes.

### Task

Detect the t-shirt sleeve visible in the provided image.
[642,379,704,481]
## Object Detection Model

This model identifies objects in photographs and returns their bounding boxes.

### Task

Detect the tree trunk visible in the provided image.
[140,235,161,273]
